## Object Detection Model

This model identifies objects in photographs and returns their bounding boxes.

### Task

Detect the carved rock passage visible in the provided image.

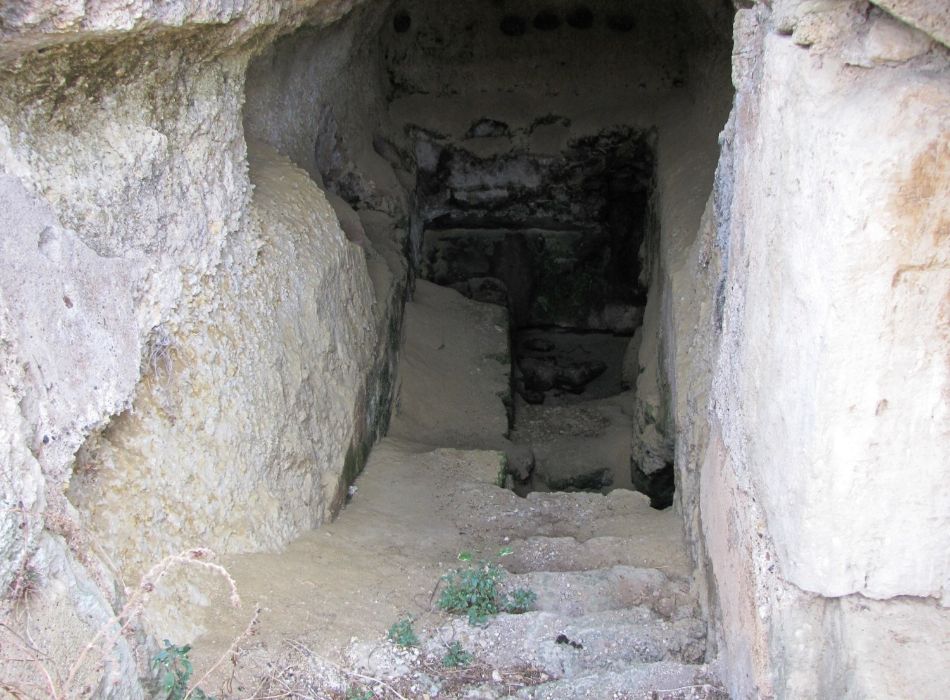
[189,275,714,698]
[0,0,948,698]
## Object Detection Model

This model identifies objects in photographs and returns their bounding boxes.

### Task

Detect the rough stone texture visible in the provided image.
[0,23,252,694]
[243,2,406,217]
[2,0,948,696]
[0,0,405,691]
[0,0,365,59]
[871,0,950,47]
[0,30,252,551]
[675,1,950,697]
[619,3,734,588]
[578,0,950,696]
[239,0,415,508]
[67,140,377,639]
[816,595,950,699]
[725,8,947,605]
[3,532,146,699]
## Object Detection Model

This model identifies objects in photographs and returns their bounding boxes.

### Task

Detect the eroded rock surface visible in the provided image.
[0,0,947,697]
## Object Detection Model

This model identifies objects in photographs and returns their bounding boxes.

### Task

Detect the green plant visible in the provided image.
[387,616,419,648]
[346,687,374,700]
[438,549,536,626]
[441,641,474,668]
[504,587,538,614]
[151,640,213,700]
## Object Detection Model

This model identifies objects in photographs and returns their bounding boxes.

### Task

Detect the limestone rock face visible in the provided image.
[0,0,400,692]
[871,0,950,47]
[679,1,950,697]
[0,0,364,57]
[723,13,948,606]
[67,141,378,637]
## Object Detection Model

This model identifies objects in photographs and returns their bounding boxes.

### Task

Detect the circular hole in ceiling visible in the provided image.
[533,10,561,31]
[500,14,528,36]
[606,14,635,32]
[566,6,594,29]
[393,11,411,33]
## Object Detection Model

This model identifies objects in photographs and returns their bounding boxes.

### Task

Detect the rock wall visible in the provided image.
[242,0,413,512]
[68,139,381,641]
[0,0,408,693]
[244,2,405,215]
[2,0,948,696]
[665,1,950,696]
[622,18,734,520]
[630,33,733,551]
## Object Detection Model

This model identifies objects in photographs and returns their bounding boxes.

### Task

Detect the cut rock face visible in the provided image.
[415,126,654,330]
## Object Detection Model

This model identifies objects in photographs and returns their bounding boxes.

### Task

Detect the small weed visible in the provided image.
[441,641,473,668]
[504,587,538,614]
[346,687,374,700]
[387,616,419,648]
[438,549,536,626]
[151,640,213,700]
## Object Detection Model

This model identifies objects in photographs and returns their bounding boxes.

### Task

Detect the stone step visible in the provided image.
[506,661,725,699]
[504,534,689,578]
[555,610,706,671]
[423,608,706,680]
[386,279,511,451]
[453,484,691,578]
[503,566,694,620]
[457,486,666,538]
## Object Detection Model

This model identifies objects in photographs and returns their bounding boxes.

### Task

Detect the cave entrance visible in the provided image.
[372,0,734,507]
[409,124,658,499]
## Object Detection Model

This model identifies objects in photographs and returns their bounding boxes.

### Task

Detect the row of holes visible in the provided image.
[393,7,637,36]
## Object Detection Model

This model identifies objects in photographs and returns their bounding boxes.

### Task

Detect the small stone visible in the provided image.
[504,444,536,481]
[519,358,557,391]
[555,360,607,393]
[518,387,546,404]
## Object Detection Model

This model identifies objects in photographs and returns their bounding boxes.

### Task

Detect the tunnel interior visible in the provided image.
[411,119,658,495]
[311,0,736,503]
[215,0,733,675]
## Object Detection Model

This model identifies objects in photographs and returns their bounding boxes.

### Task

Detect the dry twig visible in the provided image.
[186,604,261,699]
